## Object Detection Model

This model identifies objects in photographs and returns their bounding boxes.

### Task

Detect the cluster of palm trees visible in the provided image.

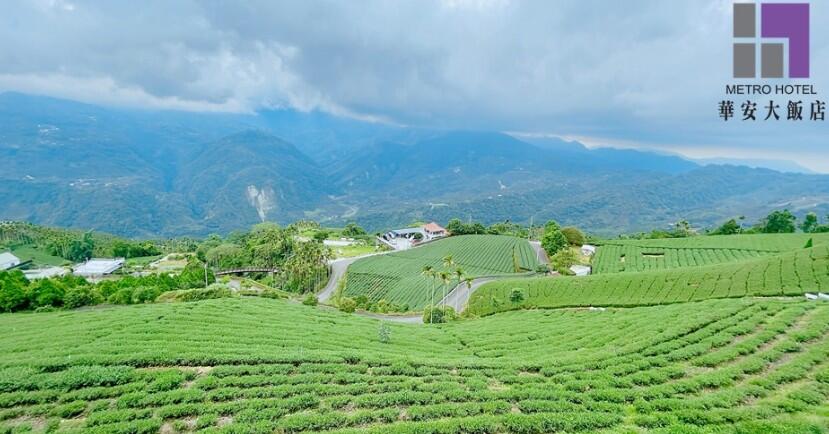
[420,255,473,323]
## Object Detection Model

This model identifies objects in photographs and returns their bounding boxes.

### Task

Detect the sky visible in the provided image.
[2,0,828,171]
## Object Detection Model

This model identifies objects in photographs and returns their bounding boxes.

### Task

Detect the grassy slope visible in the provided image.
[343,235,538,310]
[7,244,67,267]
[469,241,829,317]
[0,297,828,433]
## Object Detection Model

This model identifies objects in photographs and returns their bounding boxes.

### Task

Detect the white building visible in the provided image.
[581,244,597,256]
[0,252,21,271]
[73,258,125,278]
[570,264,592,277]
[379,222,449,251]
[24,267,68,280]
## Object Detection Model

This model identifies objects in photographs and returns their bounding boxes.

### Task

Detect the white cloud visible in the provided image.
[0,0,826,164]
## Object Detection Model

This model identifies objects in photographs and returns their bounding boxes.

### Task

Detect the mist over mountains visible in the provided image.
[2,92,828,238]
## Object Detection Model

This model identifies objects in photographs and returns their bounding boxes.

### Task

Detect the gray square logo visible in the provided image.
[734,3,756,38]
[734,43,756,78]
[761,43,784,78]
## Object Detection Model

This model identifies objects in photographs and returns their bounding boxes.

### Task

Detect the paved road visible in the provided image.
[317,251,392,303]
[529,240,550,264]
[317,239,548,324]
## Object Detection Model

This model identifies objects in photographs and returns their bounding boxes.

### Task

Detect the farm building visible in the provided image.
[73,258,125,278]
[570,264,592,277]
[379,222,449,251]
[424,222,448,238]
[24,267,68,280]
[0,252,21,270]
[581,244,597,256]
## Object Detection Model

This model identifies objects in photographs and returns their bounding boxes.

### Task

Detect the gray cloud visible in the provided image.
[1,0,828,170]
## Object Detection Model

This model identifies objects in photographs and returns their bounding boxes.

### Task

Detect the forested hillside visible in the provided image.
[3,93,829,237]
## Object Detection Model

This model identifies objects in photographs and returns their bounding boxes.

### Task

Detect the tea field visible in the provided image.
[467,242,829,316]
[1,296,828,433]
[342,235,538,310]
[592,233,829,274]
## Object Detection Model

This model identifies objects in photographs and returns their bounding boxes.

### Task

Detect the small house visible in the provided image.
[570,264,592,277]
[0,252,21,271]
[423,222,448,239]
[581,245,597,256]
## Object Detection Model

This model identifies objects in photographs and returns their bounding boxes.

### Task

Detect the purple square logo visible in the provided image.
[733,2,810,79]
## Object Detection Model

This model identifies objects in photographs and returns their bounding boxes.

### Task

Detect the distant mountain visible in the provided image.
[694,157,817,175]
[2,92,829,237]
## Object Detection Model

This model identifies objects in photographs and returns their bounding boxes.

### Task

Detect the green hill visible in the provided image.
[342,235,538,310]
[592,233,829,274]
[0,297,828,433]
[468,238,829,317]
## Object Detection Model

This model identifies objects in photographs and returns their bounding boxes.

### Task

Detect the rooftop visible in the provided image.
[73,258,125,276]
[0,252,19,263]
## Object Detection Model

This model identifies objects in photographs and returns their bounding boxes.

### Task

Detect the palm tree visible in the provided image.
[442,255,455,270]
[464,276,474,289]
[421,265,435,323]
[438,271,451,308]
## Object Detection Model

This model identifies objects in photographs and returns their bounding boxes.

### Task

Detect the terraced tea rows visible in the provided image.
[343,235,538,310]
[592,233,829,275]
[0,297,827,433]
[468,243,829,316]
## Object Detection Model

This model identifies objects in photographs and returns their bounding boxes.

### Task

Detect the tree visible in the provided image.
[673,220,693,237]
[312,230,328,243]
[541,230,568,256]
[29,279,66,308]
[0,270,29,312]
[550,248,579,275]
[560,227,585,246]
[178,259,215,289]
[544,220,561,234]
[446,219,465,235]
[63,286,102,309]
[712,219,741,235]
[342,222,366,237]
[205,244,248,270]
[800,212,819,233]
[759,210,797,233]
[68,232,94,262]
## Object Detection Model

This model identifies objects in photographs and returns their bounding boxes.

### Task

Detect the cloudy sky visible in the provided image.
[2,0,828,171]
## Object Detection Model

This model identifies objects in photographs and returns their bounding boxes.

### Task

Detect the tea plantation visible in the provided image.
[592,233,829,274]
[468,242,829,316]
[342,235,538,310]
[1,296,829,433]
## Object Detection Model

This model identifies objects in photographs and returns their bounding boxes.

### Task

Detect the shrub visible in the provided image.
[510,288,525,304]
[339,297,357,313]
[378,323,391,344]
[63,286,102,309]
[561,227,586,246]
[423,305,457,324]
[29,279,66,308]
[131,286,162,304]
[302,293,319,306]
[156,284,234,303]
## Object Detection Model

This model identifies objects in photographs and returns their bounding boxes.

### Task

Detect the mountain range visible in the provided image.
[2,92,828,238]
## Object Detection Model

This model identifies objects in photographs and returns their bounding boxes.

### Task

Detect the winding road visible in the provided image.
[317,239,549,324]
